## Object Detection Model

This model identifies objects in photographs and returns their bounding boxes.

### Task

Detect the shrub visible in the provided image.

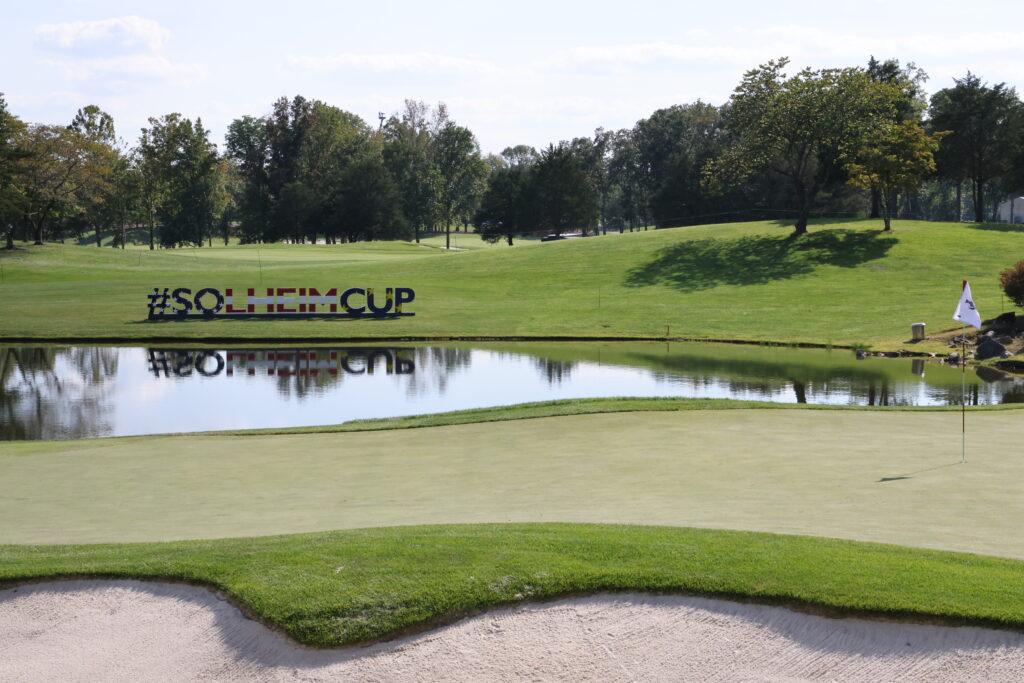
[999,260,1024,308]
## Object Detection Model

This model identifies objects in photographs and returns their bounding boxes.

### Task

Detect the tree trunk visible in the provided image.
[955,182,962,222]
[445,224,450,250]
[96,226,102,247]
[4,227,14,250]
[148,206,155,250]
[506,235,513,246]
[33,220,43,245]
[973,179,984,223]
[869,188,881,218]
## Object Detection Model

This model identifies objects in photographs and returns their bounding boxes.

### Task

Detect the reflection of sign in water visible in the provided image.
[147,348,415,378]
[146,287,415,320]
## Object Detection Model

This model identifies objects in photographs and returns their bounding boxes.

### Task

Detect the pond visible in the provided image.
[2,342,1021,440]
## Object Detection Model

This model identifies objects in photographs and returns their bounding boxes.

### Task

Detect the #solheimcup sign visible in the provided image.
[146,286,416,320]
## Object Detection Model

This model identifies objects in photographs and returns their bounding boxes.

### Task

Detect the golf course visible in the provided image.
[3,219,1024,657]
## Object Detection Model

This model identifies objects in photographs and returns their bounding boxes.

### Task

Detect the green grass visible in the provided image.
[2,219,1019,346]
[5,523,1024,647]
[5,404,1023,559]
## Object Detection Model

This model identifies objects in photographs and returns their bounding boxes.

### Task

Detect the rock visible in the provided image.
[975,337,1007,361]
[995,335,1014,346]
[947,352,961,365]
[855,349,867,360]
[995,311,1016,326]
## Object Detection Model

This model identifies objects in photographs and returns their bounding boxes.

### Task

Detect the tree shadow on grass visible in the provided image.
[963,222,1024,234]
[624,230,897,292]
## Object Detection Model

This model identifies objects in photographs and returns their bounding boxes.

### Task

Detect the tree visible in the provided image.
[0,93,30,249]
[634,102,728,228]
[433,122,486,248]
[140,115,221,248]
[324,156,408,242]
[137,115,178,249]
[929,72,1024,222]
[533,143,598,236]
[225,115,271,242]
[501,144,538,167]
[18,124,102,245]
[707,58,892,235]
[382,101,443,242]
[474,164,533,245]
[845,120,944,230]
[865,57,929,218]
[68,105,119,247]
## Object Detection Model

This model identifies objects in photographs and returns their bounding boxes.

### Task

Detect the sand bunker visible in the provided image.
[3,580,1024,681]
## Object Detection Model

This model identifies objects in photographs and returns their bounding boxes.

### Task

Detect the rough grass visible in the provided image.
[5,523,1024,648]
[1,219,1019,347]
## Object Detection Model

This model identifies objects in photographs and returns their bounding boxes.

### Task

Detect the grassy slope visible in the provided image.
[1,219,1019,346]
[4,404,1023,560]
[5,523,1024,647]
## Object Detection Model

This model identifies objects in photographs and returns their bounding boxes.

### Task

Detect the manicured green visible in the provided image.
[1,219,1019,347]
[4,523,1024,647]
[5,406,1022,559]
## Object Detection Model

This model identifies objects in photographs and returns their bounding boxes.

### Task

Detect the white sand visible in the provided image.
[3,580,1024,682]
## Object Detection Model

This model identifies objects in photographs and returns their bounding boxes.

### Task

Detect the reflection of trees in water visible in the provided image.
[403,347,473,397]
[1,346,118,439]
[638,352,1024,406]
[532,357,575,386]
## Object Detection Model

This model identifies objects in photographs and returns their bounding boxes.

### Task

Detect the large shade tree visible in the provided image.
[706,58,893,235]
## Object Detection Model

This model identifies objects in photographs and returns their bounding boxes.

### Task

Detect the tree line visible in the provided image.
[2,55,1024,250]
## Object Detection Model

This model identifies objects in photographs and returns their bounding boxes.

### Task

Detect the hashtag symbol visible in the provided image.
[147,287,170,319]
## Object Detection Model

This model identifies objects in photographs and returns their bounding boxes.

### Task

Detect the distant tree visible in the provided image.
[382,100,443,242]
[141,115,221,247]
[326,155,409,242]
[501,144,538,167]
[137,115,180,249]
[68,105,119,246]
[0,93,30,249]
[434,122,486,247]
[474,164,533,245]
[18,124,106,245]
[706,58,892,235]
[225,115,271,242]
[845,120,945,230]
[633,102,728,228]
[533,143,598,235]
[929,72,1024,222]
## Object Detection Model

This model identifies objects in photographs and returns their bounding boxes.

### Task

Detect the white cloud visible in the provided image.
[35,16,170,53]
[287,52,504,78]
[41,54,206,85]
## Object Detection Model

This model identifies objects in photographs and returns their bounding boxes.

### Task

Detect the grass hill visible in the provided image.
[1,219,1020,347]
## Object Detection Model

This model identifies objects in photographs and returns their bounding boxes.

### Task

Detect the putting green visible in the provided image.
[3,409,1021,557]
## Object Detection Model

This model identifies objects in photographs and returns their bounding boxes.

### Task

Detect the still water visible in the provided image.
[2,342,1021,440]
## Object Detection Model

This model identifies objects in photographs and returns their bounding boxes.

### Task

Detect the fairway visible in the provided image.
[4,408,1021,558]
[1,220,1020,348]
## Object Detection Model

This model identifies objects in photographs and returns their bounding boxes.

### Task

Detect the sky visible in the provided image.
[3,0,1024,155]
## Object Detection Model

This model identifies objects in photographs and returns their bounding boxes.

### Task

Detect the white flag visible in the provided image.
[953,281,983,329]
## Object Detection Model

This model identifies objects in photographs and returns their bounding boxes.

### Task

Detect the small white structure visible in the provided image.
[998,197,1024,223]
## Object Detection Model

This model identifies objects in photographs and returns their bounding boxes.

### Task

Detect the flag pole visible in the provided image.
[954,279,981,466]
[961,321,967,464]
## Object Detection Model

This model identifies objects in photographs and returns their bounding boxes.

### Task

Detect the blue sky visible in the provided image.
[4,0,1024,154]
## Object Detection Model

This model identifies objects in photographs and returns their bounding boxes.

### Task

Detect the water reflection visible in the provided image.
[0,347,119,440]
[2,343,1023,440]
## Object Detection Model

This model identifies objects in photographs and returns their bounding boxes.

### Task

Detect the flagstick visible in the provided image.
[961,323,967,464]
